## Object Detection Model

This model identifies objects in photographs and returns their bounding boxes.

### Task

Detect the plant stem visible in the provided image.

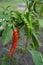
[10,58,12,65]
[16,37,28,65]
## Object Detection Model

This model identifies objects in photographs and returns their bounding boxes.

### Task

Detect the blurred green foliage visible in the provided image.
[0,0,23,11]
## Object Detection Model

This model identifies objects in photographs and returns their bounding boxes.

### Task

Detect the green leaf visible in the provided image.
[39,18,43,28]
[2,61,7,65]
[40,4,43,15]
[1,54,16,65]
[1,20,7,29]
[30,50,43,65]
[32,19,40,33]
[1,55,9,65]
[32,32,41,50]
[0,30,3,36]
[29,43,35,49]
[2,26,13,46]
[0,12,4,19]
[35,0,41,2]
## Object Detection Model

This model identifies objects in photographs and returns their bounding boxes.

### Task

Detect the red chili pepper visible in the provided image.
[9,29,18,58]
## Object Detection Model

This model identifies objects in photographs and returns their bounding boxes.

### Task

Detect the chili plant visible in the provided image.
[0,0,43,65]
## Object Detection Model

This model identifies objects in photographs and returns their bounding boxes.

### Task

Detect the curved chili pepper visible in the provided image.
[9,29,18,58]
